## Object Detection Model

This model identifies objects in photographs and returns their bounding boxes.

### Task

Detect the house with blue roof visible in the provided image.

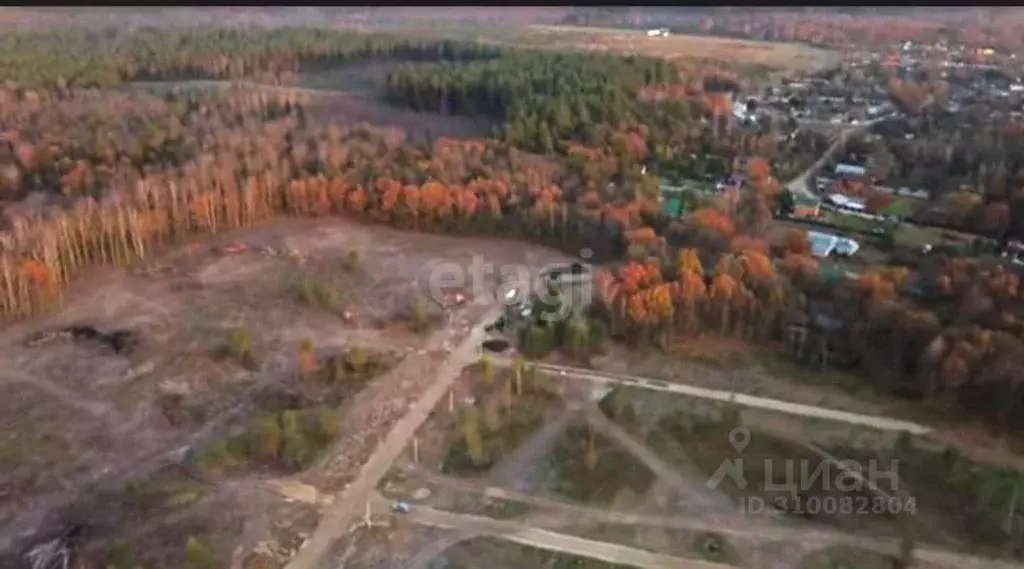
[834,163,867,177]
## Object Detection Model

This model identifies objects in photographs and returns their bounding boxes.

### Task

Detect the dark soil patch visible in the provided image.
[15,467,217,569]
[24,325,141,355]
[481,338,510,353]
[305,91,498,144]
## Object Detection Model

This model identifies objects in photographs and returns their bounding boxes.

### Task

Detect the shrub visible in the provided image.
[194,442,234,473]
[222,326,259,370]
[345,345,366,374]
[184,537,218,569]
[253,415,283,461]
[298,338,317,376]
[342,249,362,272]
[305,406,340,444]
[280,410,315,470]
[326,356,347,383]
[410,294,432,333]
[289,276,342,310]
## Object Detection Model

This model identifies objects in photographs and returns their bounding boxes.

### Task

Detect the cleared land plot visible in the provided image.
[299,61,408,97]
[129,77,498,143]
[546,425,655,507]
[304,88,498,143]
[411,362,567,477]
[591,339,1024,472]
[576,365,1024,556]
[0,218,572,563]
[440,536,646,569]
[386,21,837,72]
[298,61,500,141]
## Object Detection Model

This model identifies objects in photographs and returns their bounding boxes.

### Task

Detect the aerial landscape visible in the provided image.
[4,6,1024,569]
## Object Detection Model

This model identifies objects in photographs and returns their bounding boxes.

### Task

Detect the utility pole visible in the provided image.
[364,502,372,528]
[412,436,420,465]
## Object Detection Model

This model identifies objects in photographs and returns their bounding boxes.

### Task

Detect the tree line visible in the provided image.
[0,26,504,89]
[2,26,1024,437]
[382,49,829,186]
[383,50,681,154]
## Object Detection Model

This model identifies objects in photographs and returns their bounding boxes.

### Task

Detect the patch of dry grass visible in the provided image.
[523,25,837,73]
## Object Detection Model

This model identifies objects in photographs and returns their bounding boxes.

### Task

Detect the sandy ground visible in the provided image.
[0,218,573,566]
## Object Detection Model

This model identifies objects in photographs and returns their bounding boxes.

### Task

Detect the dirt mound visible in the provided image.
[24,325,141,355]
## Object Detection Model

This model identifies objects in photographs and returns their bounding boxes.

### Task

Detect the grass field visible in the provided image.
[882,195,923,217]
[522,25,839,73]
[390,22,838,73]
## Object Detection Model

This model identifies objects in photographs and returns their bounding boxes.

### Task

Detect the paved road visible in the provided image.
[283,303,505,569]
[496,360,931,435]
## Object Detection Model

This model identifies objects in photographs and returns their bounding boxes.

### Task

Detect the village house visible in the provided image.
[793,194,821,218]
[825,193,866,213]
[834,163,867,178]
[807,230,861,258]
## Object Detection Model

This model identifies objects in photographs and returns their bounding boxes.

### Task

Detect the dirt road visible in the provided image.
[487,402,583,491]
[129,80,328,98]
[283,303,504,569]
[387,474,878,553]
[497,360,931,435]
[391,500,738,569]
[784,115,891,199]
[584,405,738,516]
[377,491,1022,569]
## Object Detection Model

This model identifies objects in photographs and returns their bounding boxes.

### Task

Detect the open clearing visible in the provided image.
[304,88,498,143]
[297,60,500,141]
[385,22,838,73]
[521,25,839,73]
[363,366,1016,568]
[0,218,572,567]
[129,74,498,143]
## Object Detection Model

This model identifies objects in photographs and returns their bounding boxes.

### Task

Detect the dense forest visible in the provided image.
[2,25,1024,436]
[382,50,827,183]
[384,51,679,153]
[0,26,504,88]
